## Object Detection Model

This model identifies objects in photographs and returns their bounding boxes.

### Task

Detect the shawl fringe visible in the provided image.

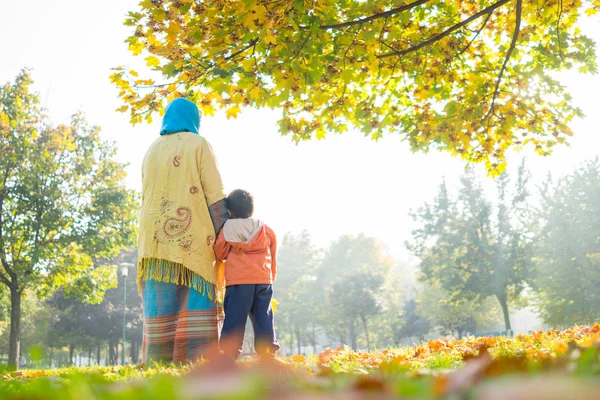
[138,257,215,301]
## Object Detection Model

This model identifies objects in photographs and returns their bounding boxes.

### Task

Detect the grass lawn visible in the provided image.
[1,324,599,399]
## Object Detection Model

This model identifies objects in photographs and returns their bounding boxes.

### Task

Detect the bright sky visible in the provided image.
[1,0,599,261]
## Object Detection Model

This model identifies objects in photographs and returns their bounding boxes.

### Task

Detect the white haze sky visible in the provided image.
[1,0,599,262]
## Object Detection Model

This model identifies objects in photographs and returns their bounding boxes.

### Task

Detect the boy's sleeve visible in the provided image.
[214,230,231,261]
[266,227,277,281]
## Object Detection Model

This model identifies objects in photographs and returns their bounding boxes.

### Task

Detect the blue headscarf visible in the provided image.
[160,98,201,135]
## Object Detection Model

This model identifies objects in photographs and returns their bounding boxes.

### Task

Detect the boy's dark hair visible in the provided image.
[227,189,254,219]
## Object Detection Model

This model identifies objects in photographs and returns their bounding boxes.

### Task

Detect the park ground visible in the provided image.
[1,324,599,399]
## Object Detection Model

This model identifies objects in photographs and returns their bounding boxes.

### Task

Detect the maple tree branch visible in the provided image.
[0,268,9,286]
[556,0,565,60]
[484,0,522,121]
[319,0,430,30]
[457,12,493,57]
[131,39,259,91]
[0,164,14,285]
[224,38,259,61]
[377,0,511,59]
[335,28,362,106]
[287,31,313,64]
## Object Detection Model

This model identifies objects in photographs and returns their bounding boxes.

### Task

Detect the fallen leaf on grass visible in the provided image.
[434,348,492,396]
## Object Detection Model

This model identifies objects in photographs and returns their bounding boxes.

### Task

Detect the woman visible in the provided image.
[138,98,228,364]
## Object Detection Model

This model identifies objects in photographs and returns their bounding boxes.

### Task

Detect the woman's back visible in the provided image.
[139,131,225,288]
[137,98,227,364]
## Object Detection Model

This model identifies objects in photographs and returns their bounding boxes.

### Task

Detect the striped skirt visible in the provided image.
[141,278,221,364]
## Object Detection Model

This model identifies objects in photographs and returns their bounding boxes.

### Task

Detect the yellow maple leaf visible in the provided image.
[225,105,241,119]
[128,41,144,56]
[271,298,279,313]
[265,33,277,45]
[165,22,180,40]
[252,5,268,23]
[153,9,167,22]
[249,86,261,99]
[200,103,216,117]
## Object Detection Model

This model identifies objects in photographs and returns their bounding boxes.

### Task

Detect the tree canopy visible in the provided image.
[114,0,598,172]
[409,164,532,331]
[0,70,138,369]
[533,159,600,326]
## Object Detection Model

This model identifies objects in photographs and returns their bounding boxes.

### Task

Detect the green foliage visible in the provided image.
[0,70,138,368]
[533,158,600,326]
[409,163,533,330]
[0,70,138,299]
[270,232,406,353]
[318,234,393,350]
[274,232,320,353]
[41,250,143,367]
[395,299,430,342]
[416,284,502,337]
[114,0,598,172]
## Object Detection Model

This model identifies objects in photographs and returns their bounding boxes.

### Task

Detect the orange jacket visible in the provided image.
[214,221,277,286]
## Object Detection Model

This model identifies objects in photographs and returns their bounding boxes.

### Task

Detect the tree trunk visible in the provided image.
[130,340,137,364]
[97,344,101,365]
[8,286,21,370]
[295,327,301,355]
[311,324,317,354]
[108,338,114,365]
[88,348,92,366]
[349,320,357,351]
[360,315,370,350]
[68,345,75,365]
[496,293,512,331]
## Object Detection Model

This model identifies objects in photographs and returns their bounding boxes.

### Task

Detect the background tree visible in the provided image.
[100,253,144,365]
[114,0,597,172]
[395,299,430,344]
[328,272,383,350]
[409,164,532,331]
[45,292,94,365]
[317,235,392,350]
[533,159,600,327]
[0,71,138,369]
[416,284,502,338]
[0,288,7,362]
[275,232,320,354]
[375,262,410,348]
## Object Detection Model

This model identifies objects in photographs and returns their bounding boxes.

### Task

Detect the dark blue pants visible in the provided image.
[220,284,280,359]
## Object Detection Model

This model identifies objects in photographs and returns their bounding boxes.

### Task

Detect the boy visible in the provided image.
[214,189,280,360]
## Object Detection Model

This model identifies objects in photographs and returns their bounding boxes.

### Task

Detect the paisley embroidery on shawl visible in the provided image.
[154,199,195,253]
[163,207,192,237]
